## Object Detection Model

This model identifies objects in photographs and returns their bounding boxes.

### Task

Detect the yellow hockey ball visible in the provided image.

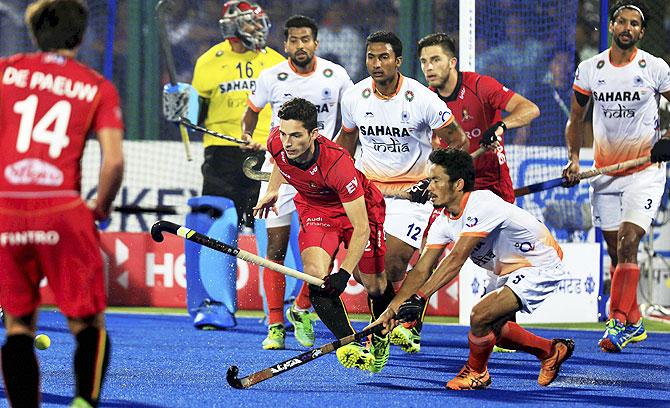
[34,334,51,350]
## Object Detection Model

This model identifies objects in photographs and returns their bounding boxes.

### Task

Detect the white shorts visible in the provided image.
[256,154,296,228]
[497,263,568,313]
[589,164,666,233]
[383,196,433,249]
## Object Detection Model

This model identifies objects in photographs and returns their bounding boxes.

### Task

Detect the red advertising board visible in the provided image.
[40,232,458,316]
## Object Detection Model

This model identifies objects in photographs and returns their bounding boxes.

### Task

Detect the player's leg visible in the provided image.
[261,221,291,350]
[67,314,110,408]
[2,312,40,408]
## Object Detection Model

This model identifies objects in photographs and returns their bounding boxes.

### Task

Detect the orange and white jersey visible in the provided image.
[425,190,564,276]
[341,75,454,183]
[247,56,353,140]
[573,48,670,174]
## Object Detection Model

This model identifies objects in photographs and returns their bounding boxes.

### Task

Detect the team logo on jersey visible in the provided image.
[365,112,374,118]
[515,242,535,253]
[465,217,478,228]
[362,88,371,98]
[218,79,256,94]
[371,138,410,153]
[405,90,414,102]
[277,72,289,81]
[4,159,64,187]
[401,111,410,123]
[462,108,473,121]
[633,76,644,87]
[215,50,224,57]
[596,60,605,69]
[323,68,333,78]
[322,88,332,99]
[638,59,646,68]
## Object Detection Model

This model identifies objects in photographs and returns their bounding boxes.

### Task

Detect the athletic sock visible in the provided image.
[1,334,40,408]
[262,260,286,325]
[497,321,553,359]
[294,282,312,311]
[74,327,110,408]
[624,266,641,324]
[367,282,395,321]
[467,331,496,372]
[309,284,355,339]
[610,263,640,323]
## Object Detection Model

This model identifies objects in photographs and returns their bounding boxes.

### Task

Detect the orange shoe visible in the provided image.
[446,364,491,390]
[538,338,574,386]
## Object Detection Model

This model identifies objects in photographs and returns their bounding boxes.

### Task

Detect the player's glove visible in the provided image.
[396,293,427,328]
[480,121,506,147]
[321,268,351,297]
[162,82,198,123]
[651,138,670,163]
[406,178,431,204]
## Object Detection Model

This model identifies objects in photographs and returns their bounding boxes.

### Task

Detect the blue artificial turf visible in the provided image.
[2,310,669,407]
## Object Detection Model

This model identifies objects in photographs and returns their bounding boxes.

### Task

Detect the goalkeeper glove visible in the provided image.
[651,138,670,163]
[321,268,351,297]
[162,82,199,123]
[406,178,432,204]
[396,293,427,328]
[480,121,506,147]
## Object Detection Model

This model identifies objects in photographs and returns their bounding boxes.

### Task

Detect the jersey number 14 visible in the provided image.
[13,94,71,159]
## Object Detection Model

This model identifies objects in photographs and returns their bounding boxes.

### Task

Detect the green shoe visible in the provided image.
[286,305,316,347]
[390,324,421,353]
[336,342,375,371]
[492,345,516,353]
[69,397,93,408]
[262,324,286,350]
[368,333,390,373]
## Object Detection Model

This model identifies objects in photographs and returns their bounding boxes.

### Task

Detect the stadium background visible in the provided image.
[1,0,669,315]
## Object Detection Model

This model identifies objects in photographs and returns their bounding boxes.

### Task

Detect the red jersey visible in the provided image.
[0,52,123,195]
[266,127,384,227]
[433,71,515,203]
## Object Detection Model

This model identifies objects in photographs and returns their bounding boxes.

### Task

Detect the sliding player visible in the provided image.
[242,15,353,350]
[254,98,391,373]
[0,1,124,406]
[372,148,574,390]
[564,0,670,352]
[389,32,541,353]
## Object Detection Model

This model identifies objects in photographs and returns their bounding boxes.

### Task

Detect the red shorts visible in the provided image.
[297,207,385,275]
[0,197,106,318]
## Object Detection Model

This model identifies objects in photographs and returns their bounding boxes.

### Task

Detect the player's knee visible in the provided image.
[470,304,494,329]
[302,262,327,281]
[384,255,409,281]
[266,243,287,261]
[616,235,642,262]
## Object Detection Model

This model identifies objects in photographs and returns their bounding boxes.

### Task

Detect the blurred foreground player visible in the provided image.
[254,98,394,373]
[372,149,574,390]
[0,1,124,407]
[564,0,670,352]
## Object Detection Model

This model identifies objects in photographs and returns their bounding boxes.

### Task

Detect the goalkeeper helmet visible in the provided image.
[219,1,270,51]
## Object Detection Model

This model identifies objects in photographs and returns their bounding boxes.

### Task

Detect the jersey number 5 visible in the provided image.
[13,95,71,159]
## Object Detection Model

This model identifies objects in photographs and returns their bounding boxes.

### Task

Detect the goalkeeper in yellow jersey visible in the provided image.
[162,1,284,330]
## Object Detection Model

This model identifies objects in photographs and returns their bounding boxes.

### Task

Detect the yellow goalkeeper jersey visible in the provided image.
[192,41,284,147]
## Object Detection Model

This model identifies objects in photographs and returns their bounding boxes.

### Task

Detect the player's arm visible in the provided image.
[434,120,468,151]
[92,128,124,220]
[417,235,481,297]
[334,126,359,157]
[252,163,287,218]
[241,104,263,150]
[562,90,591,185]
[501,93,540,129]
[340,196,371,273]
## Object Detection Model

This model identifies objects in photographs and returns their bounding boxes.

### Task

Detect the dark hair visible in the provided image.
[366,31,402,58]
[609,0,649,28]
[429,148,475,192]
[25,0,88,51]
[417,33,456,57]
[278,97,318,132]
[284,15,318,40]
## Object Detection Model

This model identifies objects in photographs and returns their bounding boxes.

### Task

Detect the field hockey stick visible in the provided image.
[514,156,652,197]
[98,205,178,230]
[226,324,385,389]
[242,155,266,181]
[151,220,324,286]
[156,0,192,161]
[179,118,250,145]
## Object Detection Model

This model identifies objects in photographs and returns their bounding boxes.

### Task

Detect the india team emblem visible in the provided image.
[362,88,371,98]
[596,60,605,69]
[405,90,414,102]
[462,108,473,121]
[633,76,644,86]
[277,72,288,81]
[322,88,332,99]
[323,68,333,77]
[401,111,410,123]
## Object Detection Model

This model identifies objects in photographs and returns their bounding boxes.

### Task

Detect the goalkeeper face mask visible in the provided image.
[219,1,270,51]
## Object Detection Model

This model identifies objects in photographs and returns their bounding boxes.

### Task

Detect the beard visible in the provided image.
[290,52,313,67]
[613,34,638,50]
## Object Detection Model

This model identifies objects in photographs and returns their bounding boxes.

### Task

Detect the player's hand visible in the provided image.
[396,293,427,328]
[240,132,263,151]
[162,82,191,122]
[651,138,670,163]
[480,121,505,148]
[320,268,351,297]
[87,199,110,221]
[364,307,398,335]
[406,178,432,204]
[561,159,581,187]
[252,192,279,218]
